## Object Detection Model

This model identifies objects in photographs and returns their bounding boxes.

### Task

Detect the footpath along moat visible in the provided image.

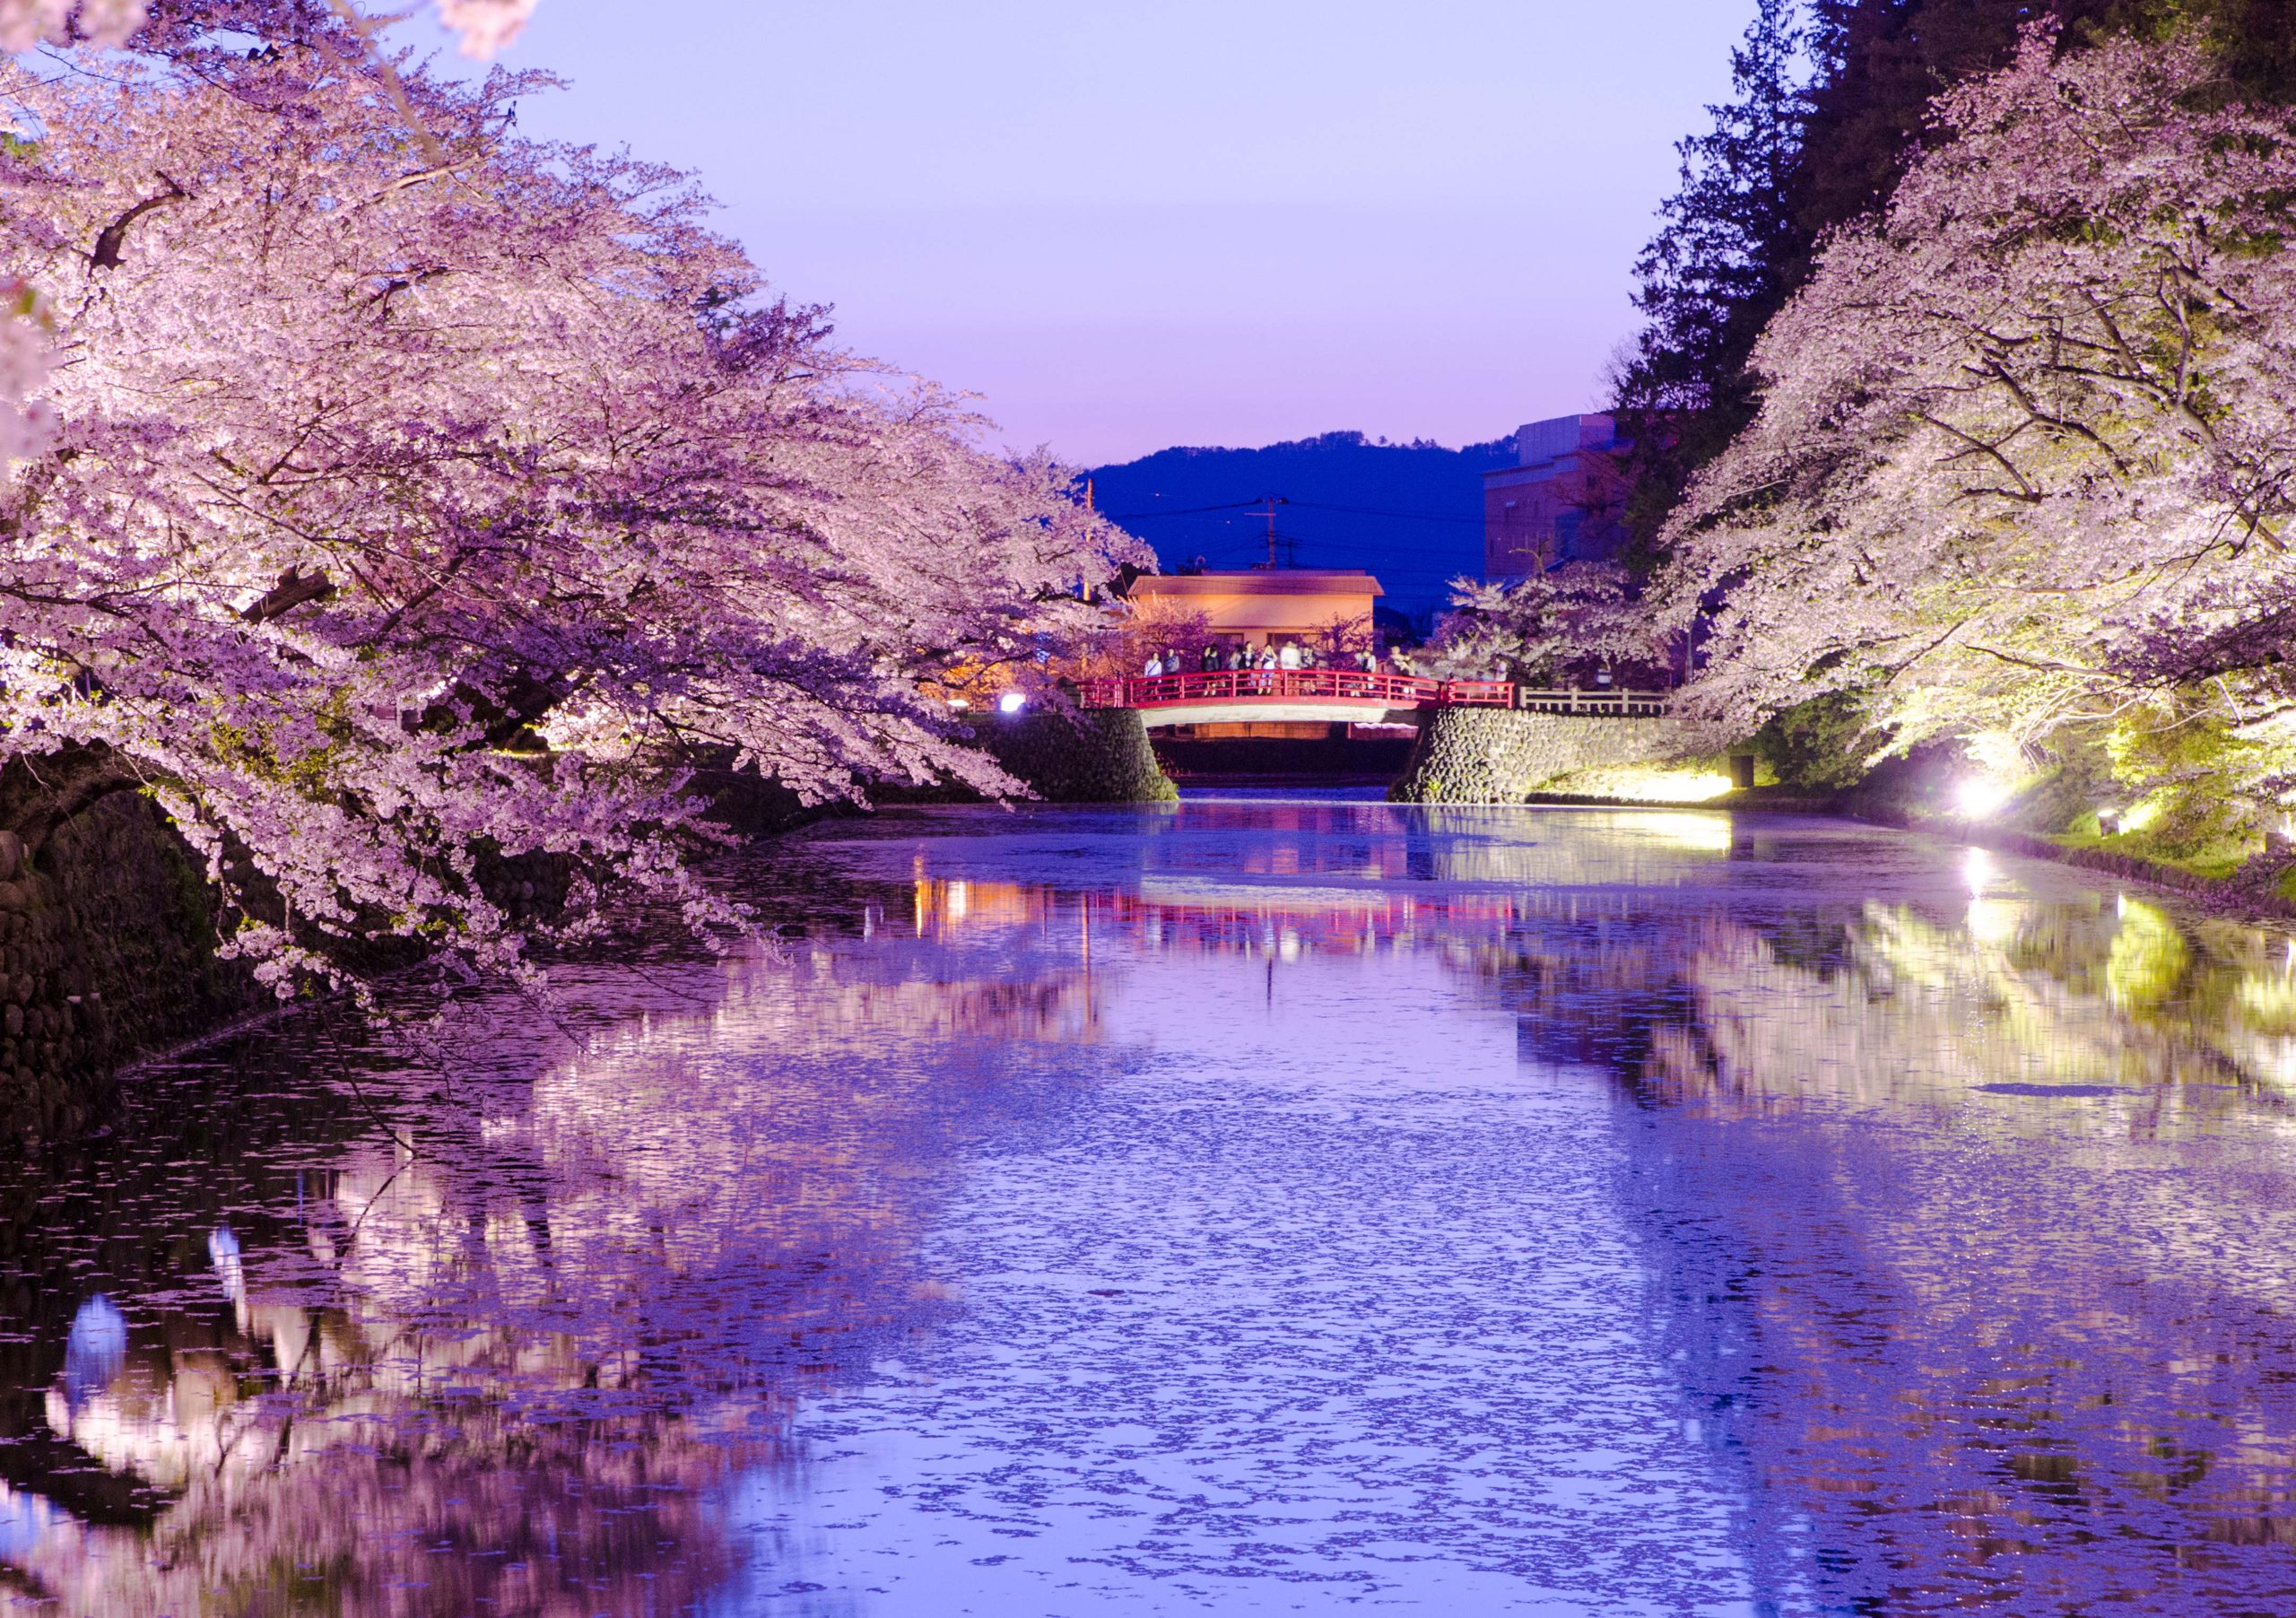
[4,793,2296,1615]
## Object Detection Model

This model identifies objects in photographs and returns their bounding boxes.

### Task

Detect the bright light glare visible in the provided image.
[1560,765,1735,804]
[997,692,1028,714]
[1955,777,2011,819]
[1637,812,1734,852]
[1967,898,2023,946]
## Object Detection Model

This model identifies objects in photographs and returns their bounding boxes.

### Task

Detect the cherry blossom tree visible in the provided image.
[0,25,1138,996]
[0,0,541,561]
[1422,564,1655,685]
[1656,25,2296,780]
[0,0,525,58]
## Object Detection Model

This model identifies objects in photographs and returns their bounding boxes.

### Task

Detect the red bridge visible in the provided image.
[1075,671,1668,728]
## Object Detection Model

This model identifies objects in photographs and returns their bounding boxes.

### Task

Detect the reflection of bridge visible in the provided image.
[1076,671,1670,729]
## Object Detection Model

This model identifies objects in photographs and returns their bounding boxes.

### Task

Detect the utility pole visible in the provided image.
[1254,495,1290,569]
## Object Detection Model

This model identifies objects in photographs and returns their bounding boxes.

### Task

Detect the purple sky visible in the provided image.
[455,1,1752,465]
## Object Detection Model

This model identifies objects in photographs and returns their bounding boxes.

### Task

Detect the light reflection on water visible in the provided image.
[4,797,2296,1612]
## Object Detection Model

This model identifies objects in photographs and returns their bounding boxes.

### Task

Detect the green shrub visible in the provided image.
[1753,692,1879,791]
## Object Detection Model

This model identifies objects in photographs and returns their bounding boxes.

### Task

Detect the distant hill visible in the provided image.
[1086,431,1517,631]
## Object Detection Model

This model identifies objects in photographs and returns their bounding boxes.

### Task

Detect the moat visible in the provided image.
[5,794,2296,1614]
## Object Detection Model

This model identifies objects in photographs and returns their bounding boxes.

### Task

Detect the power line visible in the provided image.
[1290,500,1485,526]
[1163,551,1457,575]
[1104,500,1273,520]
[1155,536,1481,593]
[1112,498,1485,527]
[1171,528,1475,560]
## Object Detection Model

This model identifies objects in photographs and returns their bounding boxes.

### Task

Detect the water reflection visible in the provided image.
[3,797,2296,1611]
[0,934,1092,1614]
[1622,899,2296,1609]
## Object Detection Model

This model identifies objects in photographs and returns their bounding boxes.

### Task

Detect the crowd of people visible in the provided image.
[1140,641,1390,677]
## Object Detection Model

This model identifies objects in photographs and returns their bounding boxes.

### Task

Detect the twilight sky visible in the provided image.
[448,1,1752,465]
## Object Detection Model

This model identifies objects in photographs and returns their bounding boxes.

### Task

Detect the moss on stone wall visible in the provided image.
[0,791,259,1147]
[1388,708,1709,804]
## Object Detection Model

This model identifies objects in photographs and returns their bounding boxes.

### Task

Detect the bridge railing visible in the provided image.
[1078,669,1443,709]
[1438,680,1514,708]
[1073,674,1673,716]
[1515,686,1671,718]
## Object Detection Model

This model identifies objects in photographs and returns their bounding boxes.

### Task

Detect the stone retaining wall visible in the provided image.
[978,709,1178,803]
[1388,709,1707,804]
[0,790,257,1146]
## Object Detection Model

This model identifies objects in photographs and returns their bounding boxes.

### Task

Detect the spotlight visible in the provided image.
[1955,777,2010,819]
[997,692,1028,715]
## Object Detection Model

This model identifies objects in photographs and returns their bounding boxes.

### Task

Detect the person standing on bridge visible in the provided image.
[1226,646,1245,671]
[1277,641,1301,671]
[1144,652,1163,677]
[1201,645,1220,673]
[1259,645,1278,671]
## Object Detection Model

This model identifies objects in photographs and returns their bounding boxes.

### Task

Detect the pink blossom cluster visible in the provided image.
[1425,564,1650,686]
[1656,26,2296,758]
[431,0,532,57]
[0,0,527,57]
[0,24,1139,997]
[0,281,55,468]
[0,0,144,53]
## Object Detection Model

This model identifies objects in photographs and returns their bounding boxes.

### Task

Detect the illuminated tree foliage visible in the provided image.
[0,15,1137,996]
[1613,0,2296,567]
[1422,566,1653,685]
[1657,28,2296,767]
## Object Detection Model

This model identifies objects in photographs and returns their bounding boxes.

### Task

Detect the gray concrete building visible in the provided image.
[1483,413,1627,578]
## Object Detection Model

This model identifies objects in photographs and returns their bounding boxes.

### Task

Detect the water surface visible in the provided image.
[4,797,2296,1614]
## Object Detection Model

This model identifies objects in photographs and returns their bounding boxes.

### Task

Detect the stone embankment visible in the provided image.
[712,708,1176,820]
[0,791,257,1145]
[1387,708,1708,804]
[980,708,1177,804]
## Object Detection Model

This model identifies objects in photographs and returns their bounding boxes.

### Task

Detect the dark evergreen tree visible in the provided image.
[1611,0,1809,568]
[2213,0,2296,100]
[1620,0,1809,422]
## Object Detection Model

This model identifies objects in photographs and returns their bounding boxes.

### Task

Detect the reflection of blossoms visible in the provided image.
[27,1427,738,1618]
[10,948,1037,1611]
[1620,902,2296,1607]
